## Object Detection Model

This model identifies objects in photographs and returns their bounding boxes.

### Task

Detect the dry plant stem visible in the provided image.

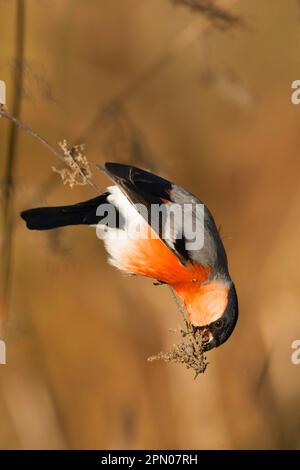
[0,108,101,194]
[1,0,25,336]
[170,0,242,28]
[148,287,208,377]
[168,286,187,320]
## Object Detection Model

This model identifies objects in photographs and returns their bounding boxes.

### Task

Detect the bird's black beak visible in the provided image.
[203,336,218,351]
[197,327,217,352]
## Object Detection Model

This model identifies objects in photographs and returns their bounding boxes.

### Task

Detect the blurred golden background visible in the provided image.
[1,0,300,450]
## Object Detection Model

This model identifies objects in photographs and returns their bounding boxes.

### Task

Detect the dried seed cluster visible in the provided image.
[52,140,92,188]
[148,320,208,378]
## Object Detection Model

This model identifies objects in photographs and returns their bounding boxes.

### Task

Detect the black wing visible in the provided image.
[99,162,189,266]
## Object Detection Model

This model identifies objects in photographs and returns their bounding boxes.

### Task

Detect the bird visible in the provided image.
[20,162,238,351]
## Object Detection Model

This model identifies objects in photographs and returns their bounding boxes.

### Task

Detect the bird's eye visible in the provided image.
[215,319,223,329]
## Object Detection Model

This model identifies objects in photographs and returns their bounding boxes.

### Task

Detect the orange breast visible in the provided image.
[173,280,229,326]
[120,225,209,285]
[118,226,228,326]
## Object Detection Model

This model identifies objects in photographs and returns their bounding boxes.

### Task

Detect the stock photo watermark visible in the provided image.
[291,80,300,104]
[95,202,205,251]
[291,340,300,365]
[0,340,6,365]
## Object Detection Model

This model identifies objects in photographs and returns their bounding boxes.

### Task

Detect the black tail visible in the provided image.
[20,193,109,230]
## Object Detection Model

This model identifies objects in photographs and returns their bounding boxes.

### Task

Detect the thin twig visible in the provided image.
[0,107,101,194]
[1,0,25,336]
[170,0,242,29]
[168,286,187,320]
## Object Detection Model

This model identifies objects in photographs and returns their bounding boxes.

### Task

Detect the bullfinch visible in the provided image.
[20,163,238,351]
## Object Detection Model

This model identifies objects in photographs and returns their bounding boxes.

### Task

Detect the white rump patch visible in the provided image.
[96,186,149,272]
